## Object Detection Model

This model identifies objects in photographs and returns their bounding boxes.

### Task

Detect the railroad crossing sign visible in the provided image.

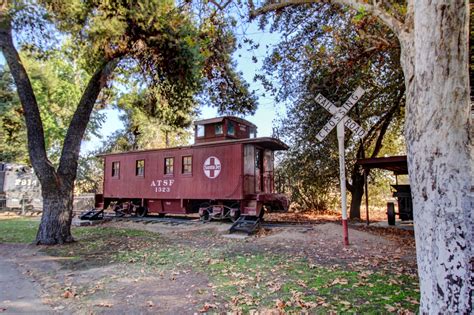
[315,86,367,141]
[315,87,367,246]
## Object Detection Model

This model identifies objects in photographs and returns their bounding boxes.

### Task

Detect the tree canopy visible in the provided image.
[257,4,405,214]
[0,50,104,164]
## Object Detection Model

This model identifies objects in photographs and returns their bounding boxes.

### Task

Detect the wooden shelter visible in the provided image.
[356,156,410,224]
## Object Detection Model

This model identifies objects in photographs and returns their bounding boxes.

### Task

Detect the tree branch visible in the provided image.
[58,59,118,184]
[370,87,404,158]
[0,5,57,185]
[251,0,403,36]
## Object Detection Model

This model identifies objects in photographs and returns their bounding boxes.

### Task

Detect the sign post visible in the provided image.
[315,87,367,246]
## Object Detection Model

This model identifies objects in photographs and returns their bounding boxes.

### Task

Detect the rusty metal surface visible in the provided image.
[101,116,289,218]
[103,143,244,201]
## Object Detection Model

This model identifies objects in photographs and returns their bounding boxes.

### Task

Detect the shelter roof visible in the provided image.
[356,155,408,175]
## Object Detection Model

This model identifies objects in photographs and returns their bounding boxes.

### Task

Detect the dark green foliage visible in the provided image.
[0,65,27,163]
[259,4,405,212]
[0,52,104,165]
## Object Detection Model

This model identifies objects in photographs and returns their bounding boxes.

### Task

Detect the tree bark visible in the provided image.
[34,61,117,245]
[348,92,403,219]
[36,185,75,245]
[348,164,364,219]
[0,6,56,185]
[405,1,472,312]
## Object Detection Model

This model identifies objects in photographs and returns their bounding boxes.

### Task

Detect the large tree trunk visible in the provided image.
[402,1,472,312]
[348,164,364,219]
[36,184,75,244]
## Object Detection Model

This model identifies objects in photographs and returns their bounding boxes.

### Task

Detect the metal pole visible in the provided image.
[364,169,369,226]
[337,122,349,246]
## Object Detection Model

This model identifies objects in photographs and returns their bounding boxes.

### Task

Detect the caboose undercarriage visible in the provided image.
[101,193,288,222]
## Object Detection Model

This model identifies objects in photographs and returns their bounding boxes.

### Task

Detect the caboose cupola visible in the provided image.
[194,116,257,144]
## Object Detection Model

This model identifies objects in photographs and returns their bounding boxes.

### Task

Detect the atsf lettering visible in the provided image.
[150,179,175,193]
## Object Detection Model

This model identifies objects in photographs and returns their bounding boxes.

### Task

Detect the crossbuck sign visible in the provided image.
[315,87,367,246]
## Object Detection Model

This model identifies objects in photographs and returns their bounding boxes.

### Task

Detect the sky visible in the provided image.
[81,21,285,153]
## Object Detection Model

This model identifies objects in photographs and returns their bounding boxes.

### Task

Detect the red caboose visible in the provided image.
[99,116,288,220]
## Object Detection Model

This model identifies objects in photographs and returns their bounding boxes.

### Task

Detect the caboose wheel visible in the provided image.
[258,207,265,220]
[200,209,211,222]
[114,206,125,217]
[136,206,147,217]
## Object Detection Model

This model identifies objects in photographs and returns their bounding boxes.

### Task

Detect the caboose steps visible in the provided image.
[229,216,261,235]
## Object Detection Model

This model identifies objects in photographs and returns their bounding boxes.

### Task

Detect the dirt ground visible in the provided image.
[0,215,417,314]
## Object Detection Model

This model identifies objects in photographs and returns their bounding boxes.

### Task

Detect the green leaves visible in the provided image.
[0,49,97,164]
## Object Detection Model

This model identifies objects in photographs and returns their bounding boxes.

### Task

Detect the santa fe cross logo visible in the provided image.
[203,156,221,179]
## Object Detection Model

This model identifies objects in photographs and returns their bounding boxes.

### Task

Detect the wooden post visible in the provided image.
[337,122,349,246]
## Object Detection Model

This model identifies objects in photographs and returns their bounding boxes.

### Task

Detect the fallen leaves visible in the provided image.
[266,281,282,293]
[384,304,397,312]
[275,299,286,310]
[199,302,217,313]
[62,289,75,299]
[329,277,349,286]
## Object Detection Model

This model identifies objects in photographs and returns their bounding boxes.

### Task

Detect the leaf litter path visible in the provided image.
[0,219,419,314]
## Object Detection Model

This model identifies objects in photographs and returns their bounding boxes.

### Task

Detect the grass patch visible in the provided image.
[197,252,419,313]
[0,217,39,243]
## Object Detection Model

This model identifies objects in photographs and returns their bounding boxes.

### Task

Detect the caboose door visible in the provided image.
[255,148,264,193]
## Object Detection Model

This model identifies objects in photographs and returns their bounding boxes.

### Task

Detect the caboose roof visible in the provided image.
[193,116,257,129]
[98,137,288,157]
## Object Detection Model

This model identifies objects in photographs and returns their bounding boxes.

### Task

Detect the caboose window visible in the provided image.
[164,157,174,175]
[215,123,223,135]
[250,128,257,138]
[136,160,145,176]
[182,156,192,174]
[228,121,235,136]
[112,161,120,178]
[197,125,205,137]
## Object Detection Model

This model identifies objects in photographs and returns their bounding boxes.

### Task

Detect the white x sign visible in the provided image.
[315,93,367,140]
[315,87,366,142]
